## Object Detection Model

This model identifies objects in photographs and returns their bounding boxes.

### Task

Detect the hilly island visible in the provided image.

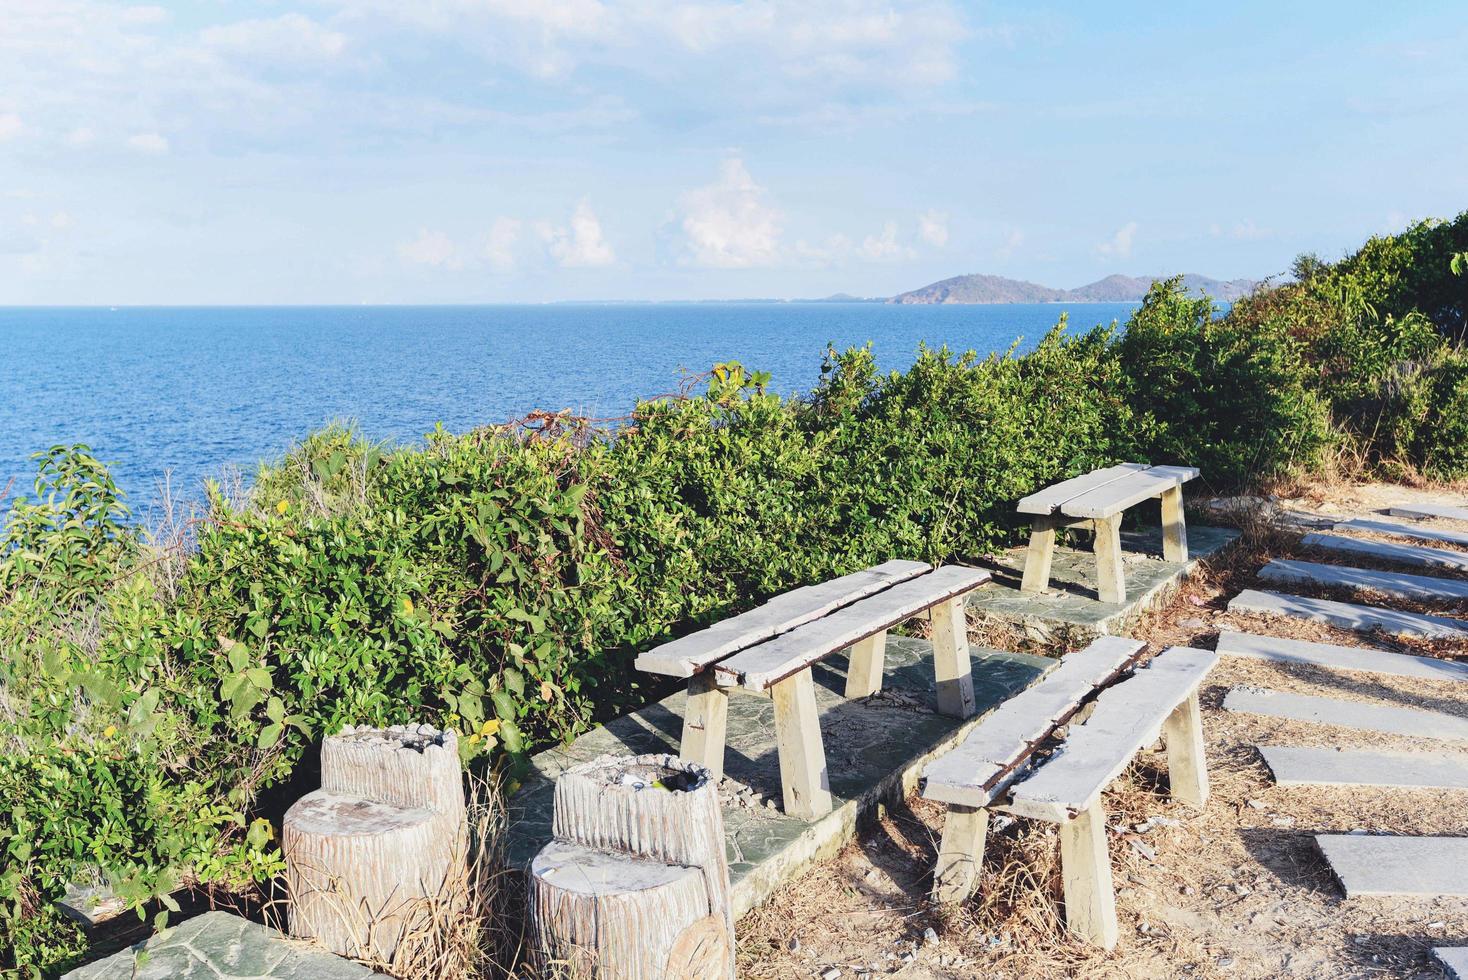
[886,271,1259,304]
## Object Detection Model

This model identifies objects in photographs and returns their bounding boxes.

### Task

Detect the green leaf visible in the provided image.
[257,722,283,748]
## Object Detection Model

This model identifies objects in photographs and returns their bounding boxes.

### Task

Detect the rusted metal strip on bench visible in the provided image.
[1001,646,1218,822]
[634,559,932,678]
[712,565,991,692]
[921,635,1147,809]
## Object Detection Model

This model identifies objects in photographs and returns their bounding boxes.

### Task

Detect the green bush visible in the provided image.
[1117,279,1332,486]
[6,214,1468,973]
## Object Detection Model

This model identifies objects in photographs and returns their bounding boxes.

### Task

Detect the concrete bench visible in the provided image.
[922,644,1217,949]
[1018,463,1199,603]
[636,560,992,820]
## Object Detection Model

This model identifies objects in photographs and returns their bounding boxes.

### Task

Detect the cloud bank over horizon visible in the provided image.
[1,0,1465,303]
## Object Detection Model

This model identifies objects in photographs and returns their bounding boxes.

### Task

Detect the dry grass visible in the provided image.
[261,773,542,980]
[736,480,1468,979]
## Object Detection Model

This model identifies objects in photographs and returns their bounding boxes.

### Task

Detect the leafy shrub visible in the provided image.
[6,214,1468,973]
[1118,279,1332,486]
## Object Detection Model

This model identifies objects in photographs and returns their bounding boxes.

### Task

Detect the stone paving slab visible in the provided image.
[1337,517,1468,548]
[1389,502,1468,523]
[63,911,378,979]
[1222,686,1468,742]
[1315,835,1468,898]
[967,524,1239,641]
[1257,558,1468,602]
[1258,745,1468,790]
[1302,532,1468,572]
[1436,947,1468,979]
[1228,588,1468,639]
[1216,630,1468,683]
[507,636,1053,919]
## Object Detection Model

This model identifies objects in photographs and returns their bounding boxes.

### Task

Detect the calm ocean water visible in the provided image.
[0,302,1137,514]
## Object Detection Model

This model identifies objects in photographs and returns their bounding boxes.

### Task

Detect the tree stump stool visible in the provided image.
[529,753,734,979]
[283,724,467,962]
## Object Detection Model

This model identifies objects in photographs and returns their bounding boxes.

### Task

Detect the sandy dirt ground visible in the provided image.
[734,483,1468,980]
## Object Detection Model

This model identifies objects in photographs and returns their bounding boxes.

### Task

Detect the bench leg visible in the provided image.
[844,630,888,699]
[932,805,988,903]
[1059,800,1119,950]
[771,669,832,819]
[680,672,729,781]
[1093,513,1126,604]
[930,596,977,719]
[1161,485,1189,563]
[1020,515,1059,594]
[1163,691,1209,809]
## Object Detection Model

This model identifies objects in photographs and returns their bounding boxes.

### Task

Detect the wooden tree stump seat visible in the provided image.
[283,724,467,962]
[1017,463,1199,604]
[922,645,1218,950]
[529,753,734,979]
[634,561,992,820]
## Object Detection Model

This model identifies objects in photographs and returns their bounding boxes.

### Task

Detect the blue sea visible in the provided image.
[0,302,1137,515]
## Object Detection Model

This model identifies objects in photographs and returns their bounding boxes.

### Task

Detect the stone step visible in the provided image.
[1388,502,1468,522]
[1222,686,1468,742]
[1303,532,1468,572]
[1216,630,1468,683]
[1228,589,1468,639]
[1258,558,1468,602]
[1336,516,1468,548]
[1257,745,1468,790]
[64,911,379,978]
[1437,947,1468,980]
[1315,834,1468,898]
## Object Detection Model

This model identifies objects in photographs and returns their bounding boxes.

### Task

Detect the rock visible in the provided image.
[1130,839,1158,862]
[1246,799,1266,810]
[822,968,842,980]
[789,937,801,952]
[923,927,939,946]
[1218,955,1236,969]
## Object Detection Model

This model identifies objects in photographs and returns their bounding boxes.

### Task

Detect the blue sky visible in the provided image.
[1,1,1465,304]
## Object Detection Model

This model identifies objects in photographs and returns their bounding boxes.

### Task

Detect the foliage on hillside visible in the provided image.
[2,211,1466,975]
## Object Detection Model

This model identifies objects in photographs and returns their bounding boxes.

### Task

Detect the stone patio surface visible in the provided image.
[507,637,1053,918]
[63,911,378,979]
[966,524,1238,641]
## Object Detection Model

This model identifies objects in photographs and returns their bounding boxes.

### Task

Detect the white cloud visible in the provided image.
[679,158,783,268]
[398,228,462,269]
[995,228,1024,259]
[483,217,523,270]
[0,113,21,140]
[325,0,970,121]
[202,13,347,63]
[64,126,95,147]
[128,132,169,154]
[1211,219,1272,241]
[50,211,72,230]
[543,200,615,267]
[859,221,915,261]
[918,209,949,247]
[1095,221,1137,259]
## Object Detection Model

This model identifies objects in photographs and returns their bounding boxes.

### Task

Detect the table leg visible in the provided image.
[930,596,977,718]
[771,669,832,819]
[1020,515,1059,594]
[844,630,888,699]
[1161,485,1189,563]
[1093,513,1126,604]
[680,672,729,781]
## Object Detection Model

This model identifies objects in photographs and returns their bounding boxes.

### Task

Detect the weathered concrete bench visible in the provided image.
[1019,463,1199,603]
[922,643,1217,949]
[636,560,992,820]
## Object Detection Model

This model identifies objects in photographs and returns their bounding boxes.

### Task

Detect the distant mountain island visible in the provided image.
[888,272,1258,305]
